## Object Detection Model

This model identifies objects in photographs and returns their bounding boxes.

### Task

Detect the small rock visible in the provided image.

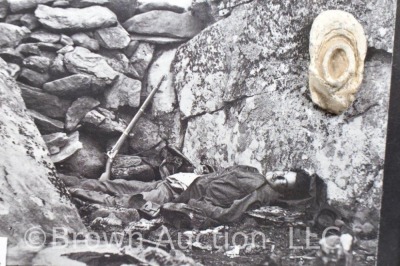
[82,109,126,134]
[27,109,64,133]
[129,34,186,45]
[71,33,100,51]
[94,24,130,49]
[113,155,142,168]
[70,0,109,8]
[104,74,141,109]
[36,42,63,52]
[43,74,92,97]
[8,0,54,12]
[16,43,41,56]
[123,40,140,57]
[49,54,68,78]
[130,42,155,79]
[361,222,376,236]
[51,131,83,163]
[18,68,50,87]
[89,205,140,226]
[57,45,74,54]
[0,0,7,20]
[65,96,100,131]
[129,115,162,152]
[35,5,118,31]
[28,30,61,43]
[99,50,135,76]
[64,46,118,83]
[111,164,155,181]
[42,132,69,149]
[0,23,30,48]
[105,0,138,22]
[19,82,71,119]
[0,48,24,64]
[20,14,40,30]
[123,10,204,39]
[58,173,81,187]
[5,63,21,78]
[64,133,106,178]
[60,35,74,46]
[5,14,24,25]
[22,56,51,73]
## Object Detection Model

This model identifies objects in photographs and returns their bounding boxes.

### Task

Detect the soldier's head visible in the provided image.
[265,169,312,198]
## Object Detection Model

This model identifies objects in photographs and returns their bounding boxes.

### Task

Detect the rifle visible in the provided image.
[99,75,167,181]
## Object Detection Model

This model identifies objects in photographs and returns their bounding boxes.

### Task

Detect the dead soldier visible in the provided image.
[68,165,320,229]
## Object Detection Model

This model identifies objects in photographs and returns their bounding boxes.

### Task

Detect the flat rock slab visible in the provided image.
[19,82,71,118]
[43,74,92,97]
[28,109,64,133]
[130,34,186,45]
[51,131,82,163]
[64,47,119,83]
[137,1,185,14]
[65,96,100,131]
[123,10,204,39]
[35,4,118,31]
[0,23,30,48]
[0,67,85,261]
[94,24,130,49]
[8,0,54,12]
[104,74,141,109]
[28,30,61,43]
[70,0,109,8]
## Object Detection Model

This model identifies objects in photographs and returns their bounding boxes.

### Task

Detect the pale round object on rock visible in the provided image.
[308,10,367,114]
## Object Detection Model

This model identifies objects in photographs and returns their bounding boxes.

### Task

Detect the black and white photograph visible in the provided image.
[0,0,398,265]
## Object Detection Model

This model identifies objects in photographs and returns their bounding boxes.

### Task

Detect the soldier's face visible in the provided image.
[265,171,297,190]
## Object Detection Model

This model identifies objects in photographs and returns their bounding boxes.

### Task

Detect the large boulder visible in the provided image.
[123,10,205,39]
[34,4,118,31]
[173,1,394,207]
[0,23,30,48]
[0,60,85,264]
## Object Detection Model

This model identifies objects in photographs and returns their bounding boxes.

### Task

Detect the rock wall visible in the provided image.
[0,0,205,180]
[0,59,85,263]
[173,0,396,207]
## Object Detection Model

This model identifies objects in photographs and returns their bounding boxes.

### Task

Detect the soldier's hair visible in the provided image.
[286,169,312,199]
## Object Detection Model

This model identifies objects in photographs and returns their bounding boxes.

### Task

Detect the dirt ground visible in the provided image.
[77,203,377,266]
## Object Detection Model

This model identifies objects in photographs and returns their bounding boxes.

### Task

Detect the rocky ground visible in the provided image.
[0,0,395,265]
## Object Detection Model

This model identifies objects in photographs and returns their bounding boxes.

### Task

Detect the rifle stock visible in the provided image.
[99,75,167,181]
